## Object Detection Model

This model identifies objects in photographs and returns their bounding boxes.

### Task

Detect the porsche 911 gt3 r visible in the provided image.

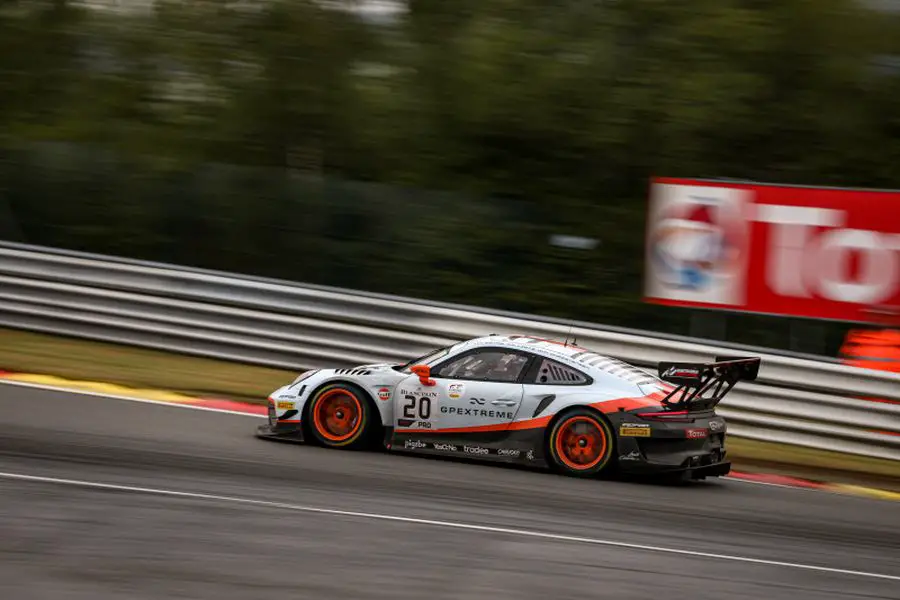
[256,335,760,480]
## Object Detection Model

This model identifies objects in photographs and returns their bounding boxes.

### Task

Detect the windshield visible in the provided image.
[396,344,455,372]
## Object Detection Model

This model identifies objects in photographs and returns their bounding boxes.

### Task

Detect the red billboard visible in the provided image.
[643,178,900,323]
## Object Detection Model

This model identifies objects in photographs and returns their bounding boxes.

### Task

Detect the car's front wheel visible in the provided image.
[306,383,375,449]
[546,409,615,477]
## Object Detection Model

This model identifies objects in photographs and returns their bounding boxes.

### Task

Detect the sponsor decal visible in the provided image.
[526,450,535,461]
[404,440,427,450]
[276,401,294,410]
[496,449,521,458]
[432,442,458,452]
[469,397,485,405]
[709,420,724,431]
[440,406,514,419]
[645,182,751,305]
[619,423,651,437]
[377,387,391,401]
[448,383,465,399]
[619,451,642,461]
[401,393,438,428]
[399,388,438,398]
[463,445,489,455]
[645,178,900,323]
[686,428,708,439]
[661,366,701,379]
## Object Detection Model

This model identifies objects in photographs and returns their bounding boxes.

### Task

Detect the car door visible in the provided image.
[393,347,531,436]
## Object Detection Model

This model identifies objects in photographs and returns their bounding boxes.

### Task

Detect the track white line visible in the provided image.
[723,477,819,491]
[0,471,897,582]
[0,378,265,418]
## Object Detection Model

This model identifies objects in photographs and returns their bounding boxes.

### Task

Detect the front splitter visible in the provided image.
[256,423,305,444]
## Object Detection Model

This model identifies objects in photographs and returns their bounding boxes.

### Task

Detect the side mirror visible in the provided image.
[410,364,436,386]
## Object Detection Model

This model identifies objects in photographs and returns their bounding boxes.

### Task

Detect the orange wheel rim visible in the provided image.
[554,416,607,470]
[312,389,363,442]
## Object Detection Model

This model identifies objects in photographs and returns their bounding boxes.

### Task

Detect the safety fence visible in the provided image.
[0,241,898,461]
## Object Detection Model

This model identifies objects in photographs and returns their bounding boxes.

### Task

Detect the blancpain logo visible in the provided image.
[464,445,489,455]
[404,440,427,450]
[433,443,457,452]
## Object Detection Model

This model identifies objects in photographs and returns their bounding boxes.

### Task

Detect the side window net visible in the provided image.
[434,351,529,382]
[535,359,587,385]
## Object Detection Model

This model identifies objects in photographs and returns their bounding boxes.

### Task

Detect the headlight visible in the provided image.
[290,370,318,387]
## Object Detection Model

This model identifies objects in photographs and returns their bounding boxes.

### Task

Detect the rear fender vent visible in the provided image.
[535,359,587,385]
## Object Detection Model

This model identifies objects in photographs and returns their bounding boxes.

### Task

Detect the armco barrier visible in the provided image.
[0,242,898,461]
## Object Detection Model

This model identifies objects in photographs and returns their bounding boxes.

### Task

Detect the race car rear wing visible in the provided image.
[656,356,761,411]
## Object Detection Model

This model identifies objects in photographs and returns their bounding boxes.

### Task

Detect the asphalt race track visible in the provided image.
[1,385,898,599]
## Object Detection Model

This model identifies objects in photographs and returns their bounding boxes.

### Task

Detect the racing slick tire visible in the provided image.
[546,409,615,478]
[305,382,377,450]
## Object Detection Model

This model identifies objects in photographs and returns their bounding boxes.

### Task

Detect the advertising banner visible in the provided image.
[644,177,900,323]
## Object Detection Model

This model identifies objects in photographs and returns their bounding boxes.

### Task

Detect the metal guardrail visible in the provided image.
[0,242,898,462]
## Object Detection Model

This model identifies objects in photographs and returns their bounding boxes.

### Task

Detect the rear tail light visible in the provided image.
[636,410,693,422]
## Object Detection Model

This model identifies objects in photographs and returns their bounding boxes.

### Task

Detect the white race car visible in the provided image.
[257,334,759,479]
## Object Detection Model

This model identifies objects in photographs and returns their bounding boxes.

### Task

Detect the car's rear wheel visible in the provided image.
[547,409,614,477]
[307,383,374,449]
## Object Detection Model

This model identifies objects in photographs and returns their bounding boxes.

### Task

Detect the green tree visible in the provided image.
[1,0,897,352]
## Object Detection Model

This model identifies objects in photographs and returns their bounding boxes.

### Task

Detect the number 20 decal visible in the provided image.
[403,395,432,420]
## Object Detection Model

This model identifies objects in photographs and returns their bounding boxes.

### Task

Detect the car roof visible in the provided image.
[457,334,660,386]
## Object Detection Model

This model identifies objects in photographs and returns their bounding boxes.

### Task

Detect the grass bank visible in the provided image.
[0,328,294,402]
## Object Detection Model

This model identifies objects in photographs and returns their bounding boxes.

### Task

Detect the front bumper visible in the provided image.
[255,397,304,443]
[256,423,305,443]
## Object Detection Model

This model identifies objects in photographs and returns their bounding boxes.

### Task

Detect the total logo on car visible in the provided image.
[686,428,709,439]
